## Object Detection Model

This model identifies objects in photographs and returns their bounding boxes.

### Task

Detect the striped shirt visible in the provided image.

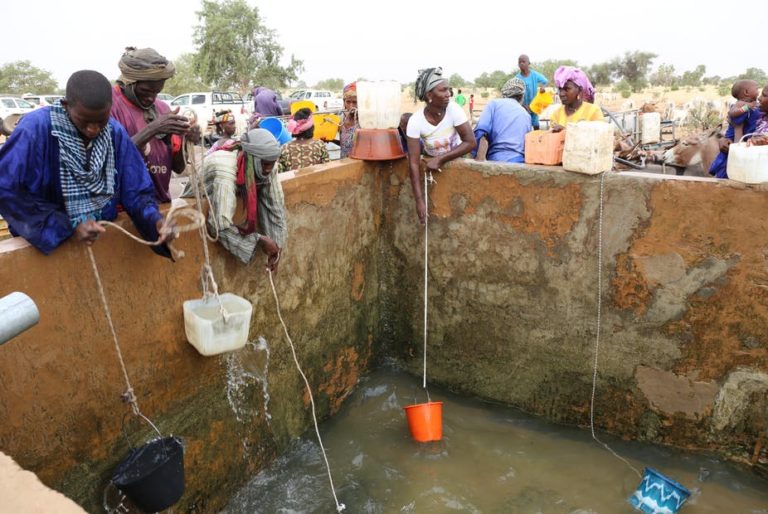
[202,149,287,264]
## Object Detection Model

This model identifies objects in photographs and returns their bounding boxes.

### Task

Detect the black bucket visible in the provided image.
[111,435,185,513]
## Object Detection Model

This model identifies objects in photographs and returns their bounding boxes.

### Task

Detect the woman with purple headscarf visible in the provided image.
[549,66,604,133]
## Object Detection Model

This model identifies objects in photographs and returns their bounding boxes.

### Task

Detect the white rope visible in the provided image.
[589,171,642,479]
[423,171,429,391]
[267,270,345,513]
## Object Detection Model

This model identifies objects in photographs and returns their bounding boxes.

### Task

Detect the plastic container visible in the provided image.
[183,293,252,356]
[326,142,341,160]
[562,121,614,174]
[313,113,341,141]
[640,112,661,144]
[403,402,443,442]
[524,130,566,165]
[259,118,292,145]
[290,100,315,115]
[726,137,768,184]
[357,81,401,129]
[628,467,690,514]
[0,292,39,345]
[349,128,405,161]
[112,436,185,513]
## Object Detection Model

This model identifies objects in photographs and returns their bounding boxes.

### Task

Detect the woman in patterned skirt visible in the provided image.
[277,108,329,172]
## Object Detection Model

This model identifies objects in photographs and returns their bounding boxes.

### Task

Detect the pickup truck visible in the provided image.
[287,89,343,112]
[169,91,248,133]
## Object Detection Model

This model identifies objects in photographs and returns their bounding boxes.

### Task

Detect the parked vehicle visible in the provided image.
[156,93,174,108]
[0,97,35,136]
[287,89,343,112]
[243,90,290,116]
[21,94,63,108]
[169,91,248,133]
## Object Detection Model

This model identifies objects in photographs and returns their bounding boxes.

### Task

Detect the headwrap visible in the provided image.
[343,82,357,100]
[215,110,234,124]
[248,112,262,129]
[554,66,595,103]
[118,47,176,85]
[287,115,314,135]
[415,67,446,101]
[501,77,526,99]
[49,101,116,227]
[236,129,282,234]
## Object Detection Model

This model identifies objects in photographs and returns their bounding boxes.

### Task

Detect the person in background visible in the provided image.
[339,82,358,158]
[202,128,285,269]
[515,54,549,130]
[455,89,467,109]
[205,110,238,155]
[406,67,476,224]
[111,47,198,203]
[709,79,760,178]
[252,86,283,117]
[549,66,604,132]
[277,108,329,172]
[469,94,475,116]
[0,70,172,257]
[472,77,531,163]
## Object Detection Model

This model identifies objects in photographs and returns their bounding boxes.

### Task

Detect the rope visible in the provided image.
[267,270,346,513]
[87,246,141,417]
[589,171,642,479]
[423,171,429,390]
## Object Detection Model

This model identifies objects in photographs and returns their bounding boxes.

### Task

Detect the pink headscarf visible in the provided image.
[554,66,596,103]
[287,115,314,135]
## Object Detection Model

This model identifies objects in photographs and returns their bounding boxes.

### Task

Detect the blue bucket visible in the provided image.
[260,118,292,145]
[628,467,691,514]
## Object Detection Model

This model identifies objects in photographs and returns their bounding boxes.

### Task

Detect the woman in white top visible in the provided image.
[406,67,476,224]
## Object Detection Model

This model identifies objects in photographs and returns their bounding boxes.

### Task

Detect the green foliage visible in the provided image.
[474,70,512,89]
[480,91,490,98]
[531,59,578,84]
[620,89,631,99]
[611,51,657,91]
[314,78,344,91]
[163,54,209,96]
[684,101,723,131]
[681,64,706,87]
[649,63,676,87]
[448,73,467,87]
[587,62,613,86]
[738,67,768,84]
[671,85,679,91]
[192,0,303,93]
[717,83,730,97]
[0,60,58,94]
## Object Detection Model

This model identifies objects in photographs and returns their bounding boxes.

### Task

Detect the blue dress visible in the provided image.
[0,108,166,255]
[472,99,532,163]
[709,107,762,179]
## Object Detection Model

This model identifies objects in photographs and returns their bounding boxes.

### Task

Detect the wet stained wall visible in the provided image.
[1,158,766,510]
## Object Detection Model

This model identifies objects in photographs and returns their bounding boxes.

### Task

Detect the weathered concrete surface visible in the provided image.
[0,159,381,512]
[387,160,768,462]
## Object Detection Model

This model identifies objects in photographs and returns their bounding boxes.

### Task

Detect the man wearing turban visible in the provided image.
[111,47,198,203]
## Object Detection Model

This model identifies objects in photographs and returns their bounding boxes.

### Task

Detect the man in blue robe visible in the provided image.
[0,70,171,257]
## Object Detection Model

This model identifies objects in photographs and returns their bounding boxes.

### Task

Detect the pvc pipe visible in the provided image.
[0,292,39,345]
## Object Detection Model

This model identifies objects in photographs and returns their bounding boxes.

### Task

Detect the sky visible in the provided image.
[0,0,752,91]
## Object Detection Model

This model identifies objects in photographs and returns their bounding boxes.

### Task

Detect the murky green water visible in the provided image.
[223,366,768,513]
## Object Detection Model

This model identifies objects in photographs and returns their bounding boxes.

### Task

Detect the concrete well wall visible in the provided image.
[1,157,767,511]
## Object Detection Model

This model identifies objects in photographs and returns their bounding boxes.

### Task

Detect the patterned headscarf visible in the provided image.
[118,47,176,85]
[343,82,357,100]
[554,66,596,103]
[501,78,526,99]
[415,67,445,101]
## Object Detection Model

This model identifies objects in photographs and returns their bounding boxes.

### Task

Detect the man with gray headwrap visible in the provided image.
[472,77,532,163]
[111,47,199,203]
[202,128,286,268]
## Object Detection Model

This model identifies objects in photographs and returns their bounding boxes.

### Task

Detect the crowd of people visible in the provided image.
[2,46,767,262]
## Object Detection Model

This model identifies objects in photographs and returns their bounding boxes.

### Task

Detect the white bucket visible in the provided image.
[640,112,661,144]
[562,121,614,175]
[183,293,252,356]
[726,137,768,184]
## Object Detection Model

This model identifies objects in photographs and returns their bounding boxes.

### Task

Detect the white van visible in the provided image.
[169,91,248,134]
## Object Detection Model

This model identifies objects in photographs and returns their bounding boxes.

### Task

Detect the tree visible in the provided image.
[588,62,614,86]
[611,51,657,92]
[681,65,706,87]
[448,73,467,87]
[649,63,677,87]
[314,78,344,91]
[192,0,303,93]
[0,61,58,94]
[163,54,209,97]
[531,59,578,84]
[738,67,768,84]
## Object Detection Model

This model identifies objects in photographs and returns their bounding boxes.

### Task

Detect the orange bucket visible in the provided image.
[403,401,443,442]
